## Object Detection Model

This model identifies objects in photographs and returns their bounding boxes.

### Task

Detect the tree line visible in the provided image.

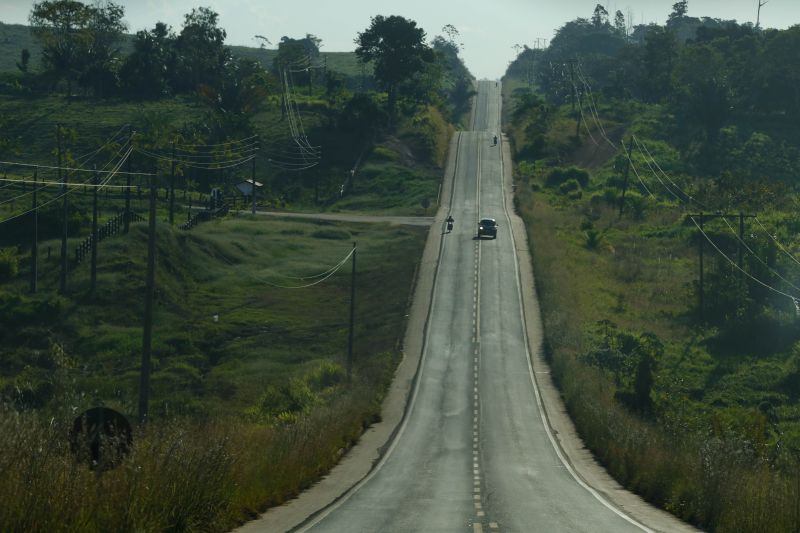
[15,2,473,126]
[510,1,800,185]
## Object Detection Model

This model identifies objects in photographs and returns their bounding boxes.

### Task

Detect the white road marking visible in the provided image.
[473,523,483,533]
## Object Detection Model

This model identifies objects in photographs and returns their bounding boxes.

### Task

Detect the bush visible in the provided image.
[545,166,590,188]
[311,229,351,240]
[559,179,581,195]
[0,248,19,281]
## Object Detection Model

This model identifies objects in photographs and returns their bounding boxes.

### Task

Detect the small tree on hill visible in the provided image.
[172,7,229,93]
[592,4,609,27]
[668,1,689,25]
[29,0,94,97]
[355,15,435,119]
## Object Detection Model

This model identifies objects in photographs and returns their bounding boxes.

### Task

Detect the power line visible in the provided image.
[217,244,355,289]
[0,160,154,176]
[0,146,132,226]
[690,215,797,301]
[755,216,800,269]
[720,215,800,293]
[0,177,135,189]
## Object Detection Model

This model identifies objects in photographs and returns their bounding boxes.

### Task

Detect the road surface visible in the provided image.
[238,81,697,533]
[296,83,648,532]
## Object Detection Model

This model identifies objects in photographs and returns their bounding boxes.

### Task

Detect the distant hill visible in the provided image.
[0,21,366,78]
[0,22,41,73]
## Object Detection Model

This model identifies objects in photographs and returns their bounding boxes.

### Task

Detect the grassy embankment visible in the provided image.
[505,82,800,531]
[0,67,454,530]
[0,213,426,531]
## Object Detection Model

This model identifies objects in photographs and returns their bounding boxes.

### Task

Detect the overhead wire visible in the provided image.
[0,146,132,225]
[217,245,355,289]
[0,138,135,208]
[690,216,798,301]
[573,63,800,308]
[719,216,800,293]
[634,136,703,208]
[755,216,800,269]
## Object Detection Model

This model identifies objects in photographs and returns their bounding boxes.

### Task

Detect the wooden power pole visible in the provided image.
[139,173,158,423]
[347,242,357,381]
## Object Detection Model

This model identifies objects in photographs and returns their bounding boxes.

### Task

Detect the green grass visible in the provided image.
[1,215,425,415]
[0,212,426,530]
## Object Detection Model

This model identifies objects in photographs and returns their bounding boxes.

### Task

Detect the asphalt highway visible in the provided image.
[297,81,650,532]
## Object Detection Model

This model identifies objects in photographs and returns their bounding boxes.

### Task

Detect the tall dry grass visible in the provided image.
[518,189,800,532]
[0,383,377,532]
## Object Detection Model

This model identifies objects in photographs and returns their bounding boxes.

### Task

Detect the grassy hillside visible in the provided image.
[0,213,427,530]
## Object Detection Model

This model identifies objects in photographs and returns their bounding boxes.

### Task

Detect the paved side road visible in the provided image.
[235,210,435,227]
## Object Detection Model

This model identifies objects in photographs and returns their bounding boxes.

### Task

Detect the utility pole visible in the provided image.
[568,60,576,112]
[308,56,313,97]
[575,88,583,139]
[691,212,757,323]
[90,168,99,295]
[347,242,357,381]
[124,126,133,234]
[169,141,176,225]
[57,124,68,295]
[618,138,633,216]
[699,213,705,323]
[757,0,768,29]
[738,212,745,288]
[30,170,38,293]
[139,172,157,423]
[251,157,257,215]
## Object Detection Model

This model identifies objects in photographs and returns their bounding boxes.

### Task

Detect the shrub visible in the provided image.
[559,179,581,195]
[0,248,19,281]
[311,229,351,240]
[585,229,606,250]
[545,166,590,188]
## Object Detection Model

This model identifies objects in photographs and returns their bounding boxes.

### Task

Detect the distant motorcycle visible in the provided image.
[447,221,454,232]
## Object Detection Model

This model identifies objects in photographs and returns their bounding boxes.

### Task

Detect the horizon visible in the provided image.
[0,0,797,79]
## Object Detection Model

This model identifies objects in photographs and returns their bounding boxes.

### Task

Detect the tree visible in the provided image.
[78,1,126,97]
[29,0,94,97]
[172,7,229,93]
[198,57,269,135]
[273,36,311,85]
[592,4,609,27]
[355,15,435,118]
[120,22,176,99]
[16,49,30,73]
[614,10,627,37]
[668,1,689,25]
[641,26,677,102]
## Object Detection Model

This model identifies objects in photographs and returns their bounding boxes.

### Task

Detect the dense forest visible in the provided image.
[505,2,800,531]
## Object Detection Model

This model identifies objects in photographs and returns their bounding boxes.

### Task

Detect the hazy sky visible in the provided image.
[1,1,797,78]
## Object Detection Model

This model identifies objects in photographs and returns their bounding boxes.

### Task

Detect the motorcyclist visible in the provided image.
[446,215,454,232]
[493,135,498,146]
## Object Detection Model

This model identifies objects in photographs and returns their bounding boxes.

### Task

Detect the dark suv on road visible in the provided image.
[477,218,497,239]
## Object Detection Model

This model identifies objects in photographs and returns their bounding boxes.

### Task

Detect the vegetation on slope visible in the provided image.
[505,3,800,531]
